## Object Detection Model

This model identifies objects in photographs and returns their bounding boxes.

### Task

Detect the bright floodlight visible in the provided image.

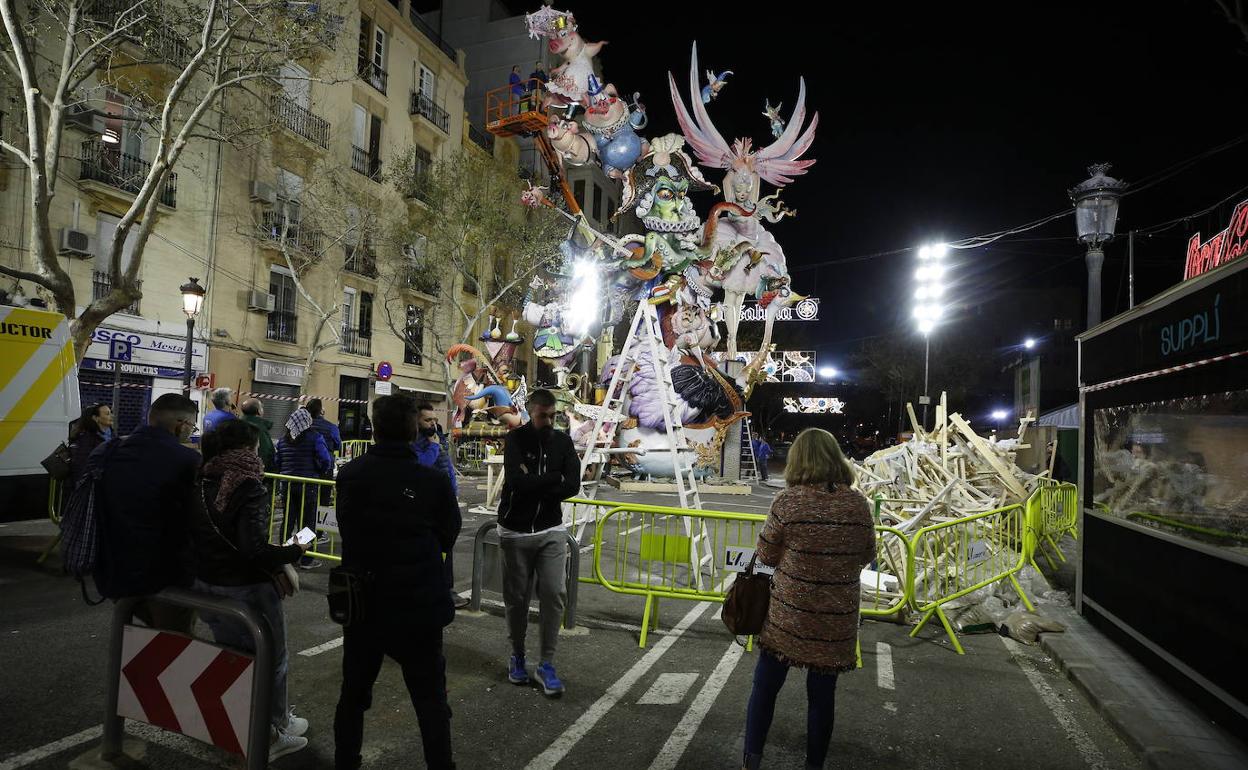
[991,409,1008,421]
[915,266,930,281]
[1024,338,1036,349]
[929,282,945,297]
[818,366,838,379]
[567,260,600,335]
[918,318,935,334]
[929,243,948,260]
[918,245,931,260]
[927,263,945,279]
[915,287,929,300]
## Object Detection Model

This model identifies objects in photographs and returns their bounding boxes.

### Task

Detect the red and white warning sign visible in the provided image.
[117,626,255,756]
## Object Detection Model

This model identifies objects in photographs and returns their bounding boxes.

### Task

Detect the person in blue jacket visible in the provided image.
[275,407,332,569]
[412,402,467,609]
[204,387,239,433]
[306,398,342,512]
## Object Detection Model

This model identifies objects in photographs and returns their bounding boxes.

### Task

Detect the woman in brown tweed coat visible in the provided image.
[743,428,875,770]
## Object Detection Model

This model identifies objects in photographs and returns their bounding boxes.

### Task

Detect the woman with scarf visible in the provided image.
[191,419,311,760]
[275,407,333,569]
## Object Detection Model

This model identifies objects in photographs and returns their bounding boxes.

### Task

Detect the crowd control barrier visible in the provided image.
[264,472,341,564]
[860,525,914,619]
[101,588,274,768]
[1026,482,1079,572]
[468,520,580,628]
[339,440,372,462]
[908,503,1034,654]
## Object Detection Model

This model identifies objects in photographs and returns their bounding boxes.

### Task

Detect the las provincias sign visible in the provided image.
[1184,197,1248,280]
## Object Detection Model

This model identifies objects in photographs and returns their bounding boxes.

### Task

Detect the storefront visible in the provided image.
[81,322,207,435]
[1077,253,1247,731]
[250,357,306,440]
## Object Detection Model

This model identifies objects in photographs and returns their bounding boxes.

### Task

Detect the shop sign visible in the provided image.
[254,358,305,386]
[194,373,216,390]
[81,359,183,379]
[87,326,206,370]
[1183,198,1248,280]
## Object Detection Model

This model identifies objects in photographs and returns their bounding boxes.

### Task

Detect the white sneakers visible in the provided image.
[270,707,309,761]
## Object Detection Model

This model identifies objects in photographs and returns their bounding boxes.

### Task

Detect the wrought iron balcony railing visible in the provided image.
[270,93,330,149]
[79,139,177,207]
[340,326,372,356]
[267,311,298,343]
[410,91,449,133]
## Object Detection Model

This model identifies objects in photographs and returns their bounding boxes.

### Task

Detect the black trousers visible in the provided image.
[334,620,453,769]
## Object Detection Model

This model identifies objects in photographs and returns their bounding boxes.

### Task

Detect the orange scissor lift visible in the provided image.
[484,78,583,216]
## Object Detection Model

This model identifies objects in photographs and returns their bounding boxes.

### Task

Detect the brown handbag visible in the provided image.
[722,553,771,636]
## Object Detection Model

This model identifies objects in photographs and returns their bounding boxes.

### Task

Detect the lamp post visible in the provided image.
[180,277,206,394]
[991,408,1008,436]
[913,243,947,428]
[818,366,838,381]
[1069,164,1126,329]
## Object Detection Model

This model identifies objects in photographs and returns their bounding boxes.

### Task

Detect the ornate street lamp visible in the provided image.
[1069,164,1126,329]
[180,277,206,393]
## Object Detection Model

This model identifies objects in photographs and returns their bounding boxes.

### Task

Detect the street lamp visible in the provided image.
[1023,337,1036,350]
[180,277,205,393]
[1069,164,1126,329]
[818,366,838,380]
[913,243,947,428]
[991,408,1008,435]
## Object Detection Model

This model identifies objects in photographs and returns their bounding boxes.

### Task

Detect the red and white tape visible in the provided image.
[1081,350,1247,393]
[236,391,370,405]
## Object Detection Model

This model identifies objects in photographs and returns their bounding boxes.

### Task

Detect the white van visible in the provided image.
[0,303,81,522]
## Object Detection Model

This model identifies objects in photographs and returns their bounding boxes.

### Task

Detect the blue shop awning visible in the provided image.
[1037,402,1079,429]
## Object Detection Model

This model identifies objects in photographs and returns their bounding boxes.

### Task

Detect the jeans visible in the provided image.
[744,649,839,768]
[334,621,452,769]
[500,530,567,664]
[193,579,289,730]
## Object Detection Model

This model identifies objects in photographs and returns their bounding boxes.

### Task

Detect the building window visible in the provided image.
[267,267,297,343]
[592,184,603,222]
[359,291,373,338]
[405,303,424,365]
[574,179,585,210]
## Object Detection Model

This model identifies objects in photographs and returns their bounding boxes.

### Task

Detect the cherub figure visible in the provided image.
[700,69,733,104]
[763,100,785,139]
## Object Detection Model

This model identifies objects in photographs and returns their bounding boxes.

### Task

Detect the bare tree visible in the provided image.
[378,148,568,395]
[0,0,343,359]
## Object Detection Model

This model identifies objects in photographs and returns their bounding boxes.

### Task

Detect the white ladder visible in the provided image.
[739,420,758,482]
[576,301,712,585]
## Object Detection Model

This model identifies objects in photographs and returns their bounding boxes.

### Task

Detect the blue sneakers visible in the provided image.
[535,662,565,697]
[508,655,529,685]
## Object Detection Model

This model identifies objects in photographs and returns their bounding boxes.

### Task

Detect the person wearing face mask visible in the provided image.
[412,403,469,610]
[496,389,580,696]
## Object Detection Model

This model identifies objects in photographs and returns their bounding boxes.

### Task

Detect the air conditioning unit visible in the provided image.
[58,228,94,257]
[247,289,276,312]
[249,181,277,204]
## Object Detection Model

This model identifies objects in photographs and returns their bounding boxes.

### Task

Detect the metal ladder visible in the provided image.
[739,420,758,482]
[576,301,712,585]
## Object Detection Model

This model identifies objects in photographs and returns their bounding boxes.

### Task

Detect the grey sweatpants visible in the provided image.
[500,530,568,664]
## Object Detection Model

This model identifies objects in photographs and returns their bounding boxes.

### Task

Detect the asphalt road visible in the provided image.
[0,481,1140,769]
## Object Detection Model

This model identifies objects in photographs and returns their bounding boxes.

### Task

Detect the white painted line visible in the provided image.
[580,523,644,553]
[648,640,746,770]
[883,701,898,714]
[0,726,102,769]
[297,637,344,657]
[637,673,700,705]
[524,602,711,770]
[1001,636,1106,769]
[876,642,895,690]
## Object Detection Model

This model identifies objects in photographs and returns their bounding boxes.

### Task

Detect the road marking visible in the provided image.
[648,640,745,770]
[883,702,898,713]
[637,673,700,705]
[297,637,343,657]
[524,602,711,770]
[0,726,102,769]
[581,523,644,553]
[876,642,895,690]
[1001,636,1106,769]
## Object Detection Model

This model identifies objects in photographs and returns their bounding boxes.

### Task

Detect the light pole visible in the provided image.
[1069,164,1125,329]
[913,243,947,428]
[991,408,1008,436]
[180,277,206,394]
[818,366,838,381]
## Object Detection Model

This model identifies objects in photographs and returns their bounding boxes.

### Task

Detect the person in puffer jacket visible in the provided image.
[275,407,332,568]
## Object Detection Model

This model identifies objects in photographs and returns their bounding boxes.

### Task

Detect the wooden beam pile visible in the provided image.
[855,394,1047,529]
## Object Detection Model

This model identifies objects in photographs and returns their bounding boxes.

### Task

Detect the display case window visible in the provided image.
[1092,389,1248,556]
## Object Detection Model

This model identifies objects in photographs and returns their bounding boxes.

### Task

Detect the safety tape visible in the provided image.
[1080,349,1247,393]
[237,391,370,405]
[78,379,154,390]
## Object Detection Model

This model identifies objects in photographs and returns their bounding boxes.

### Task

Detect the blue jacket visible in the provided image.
[753,439,772,461]
[204,408,236,434]
[93,425,202,598]
[412,435,457,495]
[275,430,333,479]
[312,416,342,455]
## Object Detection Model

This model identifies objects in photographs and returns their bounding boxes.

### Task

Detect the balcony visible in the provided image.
[86,2,190,70]
[92,271,142,315]
[260,210,323,255]
[267,311,298,344]
[408,7,457,61]
[405,268,440,296]
[340,327,372,357]
[350,146,383,180]
[468,123,495,154]
[270,94,330,149]
[79,140,177,208]
[357,60,388,95]
[410,91,449,134]
[343,244,377,278]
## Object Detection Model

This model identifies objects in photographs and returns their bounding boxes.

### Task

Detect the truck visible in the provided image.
[0,302,81,522]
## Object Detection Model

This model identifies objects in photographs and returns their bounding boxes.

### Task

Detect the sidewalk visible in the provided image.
[1038,536,1247,770]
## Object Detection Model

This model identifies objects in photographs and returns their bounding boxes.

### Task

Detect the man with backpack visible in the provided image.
[91,393,202,632]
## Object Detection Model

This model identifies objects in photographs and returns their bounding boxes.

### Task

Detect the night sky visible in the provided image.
[536,2,1248,371]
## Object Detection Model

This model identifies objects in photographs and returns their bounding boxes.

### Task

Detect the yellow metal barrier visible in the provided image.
[908,503,1034,654]
[48,476,64,524]
[1027,483,1078,572]
[264,472,341,564]
[860,525,914,619]
[339,440,372,462]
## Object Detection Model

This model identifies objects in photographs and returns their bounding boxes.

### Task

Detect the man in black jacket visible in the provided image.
[333,395,461,770]
[497,389,580,696]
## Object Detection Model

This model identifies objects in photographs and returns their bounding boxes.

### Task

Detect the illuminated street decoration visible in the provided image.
[712,350,816,382]
[784,397,846,414]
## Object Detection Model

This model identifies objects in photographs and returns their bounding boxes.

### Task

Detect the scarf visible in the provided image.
[286,407,314,441]
[205,447,266,512]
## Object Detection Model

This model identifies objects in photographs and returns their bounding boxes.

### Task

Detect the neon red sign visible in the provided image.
[1184,198,1248,280]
